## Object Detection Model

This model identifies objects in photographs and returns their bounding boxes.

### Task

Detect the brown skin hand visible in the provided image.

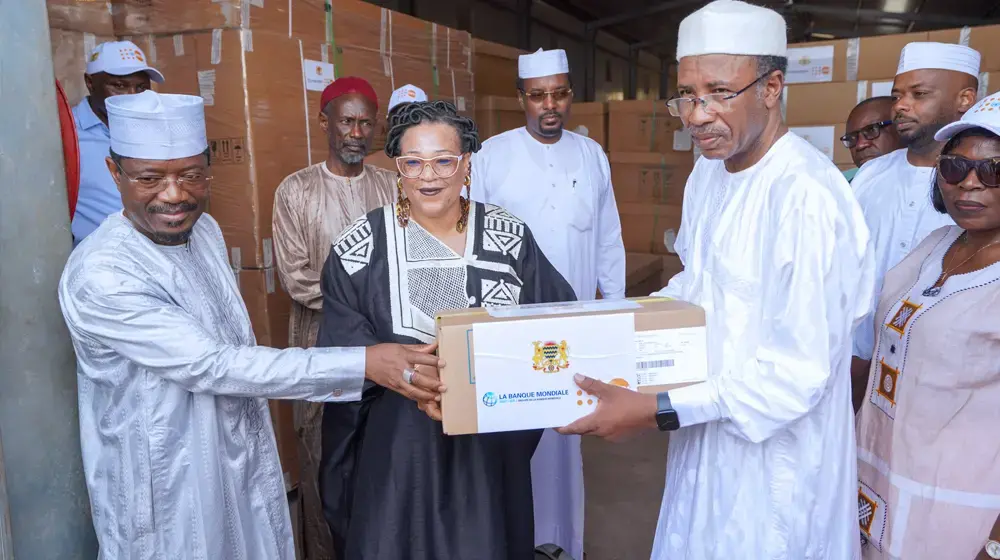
[676,54,787,173]
[846,99,900,168]
[106,153,210,246]
[891,69,978,167]
[319,92,377,177]
[397,121,470,254]
[85,71,152,126]
[519,73,573,145]
[557,374,659,442]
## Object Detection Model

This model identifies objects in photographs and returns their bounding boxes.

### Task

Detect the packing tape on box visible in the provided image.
[173,35,185,57]
[321,43,329,64]
[241,0,251,29]
[979,72,989,100]
[242,29,254,53]
[846,38,860,82]
[451,69,458,108]
[288,0,293,37]
[146,35,157,64]
[324,0,343,78]
[960,26,972,47]
[83,33,96,62]
[431,23,438,66]
[857,81,868,103]
[266,267,276,294]
[212,29,223,65]
[198,70,216,106]
[447,28,451,69]
[231,247,242,271]
[298,40,313,167]
[263,239,274,268]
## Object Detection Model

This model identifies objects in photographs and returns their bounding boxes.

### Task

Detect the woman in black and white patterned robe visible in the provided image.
[316,101,576,560]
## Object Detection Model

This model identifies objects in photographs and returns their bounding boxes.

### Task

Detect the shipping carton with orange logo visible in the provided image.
[436,297,708,435]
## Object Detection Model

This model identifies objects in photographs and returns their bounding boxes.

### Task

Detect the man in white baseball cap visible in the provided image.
[387,83,428,117]
[848,42,981,405]
[71,40,166,246]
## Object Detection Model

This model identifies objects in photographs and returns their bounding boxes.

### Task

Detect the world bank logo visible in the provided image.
[482,392,498,407]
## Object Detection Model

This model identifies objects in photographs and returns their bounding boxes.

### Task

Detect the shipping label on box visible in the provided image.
[870,80,894,98]
[303,59,335,91]
[786,45,836,84]
[438,297,708,435]
[791,126,836,160]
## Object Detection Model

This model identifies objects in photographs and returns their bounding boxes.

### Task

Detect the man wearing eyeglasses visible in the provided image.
[470,47,626,560]
[556,2,873,558]
[271,76,396,559]
[848,42,981,411]
[71,40,165,247]
[841,96,901,182]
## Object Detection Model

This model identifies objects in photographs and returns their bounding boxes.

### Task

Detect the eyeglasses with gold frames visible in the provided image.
[114,161,213,191]
[519,88,573,104]
[395,154,464,179]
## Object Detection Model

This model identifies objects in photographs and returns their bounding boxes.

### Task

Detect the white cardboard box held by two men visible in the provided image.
[437,298,709,435]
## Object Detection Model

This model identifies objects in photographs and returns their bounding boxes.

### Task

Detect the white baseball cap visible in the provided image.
[387,84,428,115]
[86,41,165,83]
[934,92,1000,142]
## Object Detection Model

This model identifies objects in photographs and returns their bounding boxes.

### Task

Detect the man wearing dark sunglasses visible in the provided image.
[848,42,981,406]
[841,96,900,181]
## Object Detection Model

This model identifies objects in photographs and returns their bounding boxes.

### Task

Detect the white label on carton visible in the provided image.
[211,29,223,65]
[197,70,217,106]
[485,298,642,319]
[785,45,835,84]
[302,59,335,92]
[634,327,709,387]
[173,35,185,57]
[456,96,467,111]
[673,129,693,152]
[870,81,893,98]
[857,81,868,103]
[790,126,836,161]
[473,313,637,433]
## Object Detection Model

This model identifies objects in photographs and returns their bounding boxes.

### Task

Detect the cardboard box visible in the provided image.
[626,253,665,298]
[268,400,300,490]
[49,28,116,107]
[475,96,523,139]
[608,100,684,153]
[789,124,853,166]
[437,298,708,435]
[145,29,472,267]
[610,152,694,206]
[982,72,1000,97]
[857,32,930,80]
[929,25,1000,73]
[238,267,292,349]
[784,81,870,126]
[112,0,472,71]
[47,0,115,35]
[661,254,683,287]
[786,40,850,84]
[473,38,523,97]
[619,202,683,255]
[567,102,607,151]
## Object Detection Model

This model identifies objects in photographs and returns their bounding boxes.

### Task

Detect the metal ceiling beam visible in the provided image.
[784,4,1000,27]
[584,0,703,31]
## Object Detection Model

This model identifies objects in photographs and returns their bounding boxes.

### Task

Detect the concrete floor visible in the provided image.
[581,431,670,560]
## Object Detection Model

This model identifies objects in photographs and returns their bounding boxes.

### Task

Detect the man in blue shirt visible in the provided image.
[71,41,165,245]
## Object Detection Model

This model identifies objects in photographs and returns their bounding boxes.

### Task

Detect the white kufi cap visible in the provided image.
[107,90,208,160]
[677,0,787,60]
[896,42,981,77]
[934,92,1000,142]
[387,84,428,114]
[518,48,569,79]
[86,40,165,83]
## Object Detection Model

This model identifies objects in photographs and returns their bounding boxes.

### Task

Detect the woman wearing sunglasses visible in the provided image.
[855,92,1000,560]
[315,100,576,560]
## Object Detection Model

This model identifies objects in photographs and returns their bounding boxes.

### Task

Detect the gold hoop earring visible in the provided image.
[395,174,410,228]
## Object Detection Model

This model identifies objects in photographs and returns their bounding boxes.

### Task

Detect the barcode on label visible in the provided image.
[638,359,674,370]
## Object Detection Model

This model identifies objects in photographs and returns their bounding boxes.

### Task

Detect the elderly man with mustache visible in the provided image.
[272,76,396,559]
[848,42,981,410]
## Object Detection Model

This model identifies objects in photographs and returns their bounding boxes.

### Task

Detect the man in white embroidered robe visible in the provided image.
[471,47,626,560]
[58,90,443,559]
[848,42,981,408]
[558,2,874,558]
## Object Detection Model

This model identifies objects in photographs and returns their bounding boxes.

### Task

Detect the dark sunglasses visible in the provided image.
[937,155,1000,187]
[840,120,894,149]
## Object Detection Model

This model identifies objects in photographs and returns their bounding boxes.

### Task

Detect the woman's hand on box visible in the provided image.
[557,374,658,442]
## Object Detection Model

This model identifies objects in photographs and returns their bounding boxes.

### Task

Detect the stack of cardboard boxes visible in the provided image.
[783,25,1000,171]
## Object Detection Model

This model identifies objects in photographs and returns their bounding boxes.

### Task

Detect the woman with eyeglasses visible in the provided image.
[314,100,577,560]
[855,92,1000,560]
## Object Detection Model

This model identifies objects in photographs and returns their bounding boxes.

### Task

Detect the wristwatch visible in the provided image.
[985,539,1000,559]
[656,392,680,432]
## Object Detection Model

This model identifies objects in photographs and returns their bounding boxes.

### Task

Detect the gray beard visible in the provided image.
[338,149,366,165]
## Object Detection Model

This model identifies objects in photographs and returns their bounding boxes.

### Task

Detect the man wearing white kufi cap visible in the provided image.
[559,2,872,558]
[57,90,445,559]
[471,46,626,560]
[849,42,980,404]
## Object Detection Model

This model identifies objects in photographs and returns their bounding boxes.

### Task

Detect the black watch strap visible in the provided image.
[656,391,680,431]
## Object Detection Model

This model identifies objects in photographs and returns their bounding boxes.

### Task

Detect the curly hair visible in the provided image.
[384,100,482,158]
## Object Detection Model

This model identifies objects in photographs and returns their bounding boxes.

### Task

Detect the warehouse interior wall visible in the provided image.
[366,0,667,101]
